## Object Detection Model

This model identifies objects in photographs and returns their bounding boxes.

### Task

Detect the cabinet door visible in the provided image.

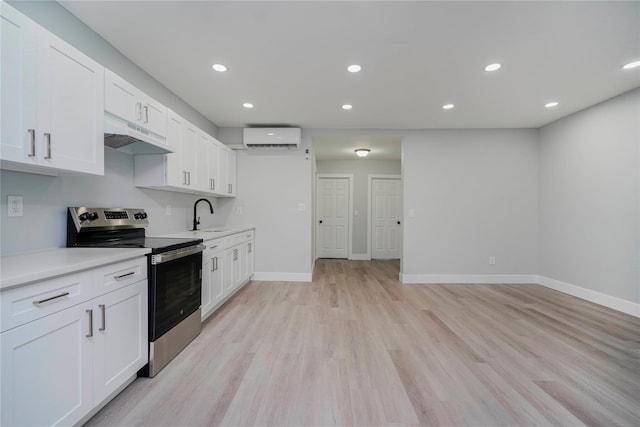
[93,280,148,404]
[201,250,213,319]
[141,95,167,138]
[222,249,234,293]
[37,28,104,175]
[195,131,210,193]
[226,148,237,196]
[164,110,184,187]
[104,69,139,124]
[207,139,221,193]
[181,120,197,188]
[0,302,93,427]
[0,3,37,165]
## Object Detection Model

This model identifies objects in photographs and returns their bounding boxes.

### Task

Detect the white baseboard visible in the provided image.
[400,274,538,284]
[252,272,312,282]
[536,275,640,318]
[349,254,371,260]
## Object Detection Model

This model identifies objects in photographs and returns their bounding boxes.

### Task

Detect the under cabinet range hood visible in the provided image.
[104,114,174,155]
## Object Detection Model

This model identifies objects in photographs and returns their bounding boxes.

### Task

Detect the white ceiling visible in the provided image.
[58,0,639,159]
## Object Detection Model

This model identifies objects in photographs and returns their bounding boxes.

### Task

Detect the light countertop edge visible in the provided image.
[158,225,255,241]
[1,248,152,292]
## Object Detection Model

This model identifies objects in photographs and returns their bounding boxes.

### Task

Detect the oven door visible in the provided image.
[148,244,204,341]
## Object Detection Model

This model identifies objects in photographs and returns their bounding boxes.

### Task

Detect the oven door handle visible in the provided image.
[150,244,205,265]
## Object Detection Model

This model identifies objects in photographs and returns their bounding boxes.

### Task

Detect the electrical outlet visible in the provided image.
[8,196,23,217]
[489,256,496,265]
[166,205,172,216]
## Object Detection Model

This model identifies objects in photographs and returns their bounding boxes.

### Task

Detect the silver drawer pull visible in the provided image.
[44,133,51,159]
[99,304,106,331]
[33,292,70,306]
[114,271,135,280]
[86,309,93,337]
[208,245,218,249]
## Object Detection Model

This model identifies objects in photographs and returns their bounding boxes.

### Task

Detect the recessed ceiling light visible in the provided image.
[342,104,353,110]
[484,63,502,72]
[243,102,254,109]
[355,148,370,157]
[545,101,559,108]
[267,132,275,136]
[347,64,362,73]
[442,104,455,110]
[621,60,640,70]
[212,64,227,72]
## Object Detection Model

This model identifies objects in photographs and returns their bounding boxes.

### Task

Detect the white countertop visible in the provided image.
[0,247,151,291]
[159,225,255,241]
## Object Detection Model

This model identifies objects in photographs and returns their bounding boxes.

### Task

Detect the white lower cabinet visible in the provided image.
[0,258,148,427]
[201,230,254,322]
[0,300,93,426]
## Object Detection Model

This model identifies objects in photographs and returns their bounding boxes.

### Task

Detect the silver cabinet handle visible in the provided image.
[182,171,187,185]
[28,129,36,157]
[136,102,142,121]
[144,105,149,123]
[33,292,69,306]
[248,243,252,253]
[188,172,191,185]
[99,304,106,331]
[44,133,51,159]
[228,184,232,194]
[233,249,238,261]
[210,257,215,272]
[212,178,215,190]
[114,271,135,280]
[214,256,218,271]
[208,244,218,249]
[86,309,93,337]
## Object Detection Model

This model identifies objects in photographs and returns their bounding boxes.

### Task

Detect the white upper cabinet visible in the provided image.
[135,109,236,197]
[0,3,104,176]
[104,70,167,139]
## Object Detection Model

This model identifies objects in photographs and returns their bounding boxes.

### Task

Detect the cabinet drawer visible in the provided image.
[1,270,93,333]
[223,230,255,248]
[92,257,147,297]
[203,238,224,253]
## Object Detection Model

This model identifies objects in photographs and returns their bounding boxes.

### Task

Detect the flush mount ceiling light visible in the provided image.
[347,64,362,73]
[621,60,640,70]
[342,104,353,110]
[355,148,370,157]
[212,63,227,72]
[484,63,502,72]
[243,102,254,109]
[545,101,559,108]
[442,104,455,110]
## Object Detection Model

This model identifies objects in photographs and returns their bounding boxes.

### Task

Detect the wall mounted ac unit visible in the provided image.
[243,128,301,149]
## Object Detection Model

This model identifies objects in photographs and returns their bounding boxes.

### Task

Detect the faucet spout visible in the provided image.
[192,198,214,231]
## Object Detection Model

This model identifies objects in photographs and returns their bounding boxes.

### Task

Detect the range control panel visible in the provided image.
[69,207,149,231]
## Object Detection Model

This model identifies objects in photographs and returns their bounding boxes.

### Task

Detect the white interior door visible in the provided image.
[371,178,402,259]
[317,177,349,258]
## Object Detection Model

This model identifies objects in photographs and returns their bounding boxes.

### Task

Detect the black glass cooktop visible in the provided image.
[74,237,202,254]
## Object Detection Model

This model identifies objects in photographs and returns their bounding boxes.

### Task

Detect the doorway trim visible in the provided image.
[367,174,402,260]
[316,173,354,259]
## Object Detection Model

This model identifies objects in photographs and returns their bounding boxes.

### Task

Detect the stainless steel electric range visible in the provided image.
[67,207,204,377]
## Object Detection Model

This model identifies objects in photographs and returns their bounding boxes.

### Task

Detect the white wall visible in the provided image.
[0,149,218,255]
[215,128,313,281]
[6,0,217,135]
[316,159,401,256]
[539,89,640,304]
[401,129,540,282]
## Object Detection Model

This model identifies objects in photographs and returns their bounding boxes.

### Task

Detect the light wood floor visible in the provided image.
[87,259,640,426]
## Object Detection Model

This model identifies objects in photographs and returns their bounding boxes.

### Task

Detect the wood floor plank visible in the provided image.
[86,259,640,426]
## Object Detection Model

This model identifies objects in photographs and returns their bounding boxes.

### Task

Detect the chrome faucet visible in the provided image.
[192,198,214,231]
